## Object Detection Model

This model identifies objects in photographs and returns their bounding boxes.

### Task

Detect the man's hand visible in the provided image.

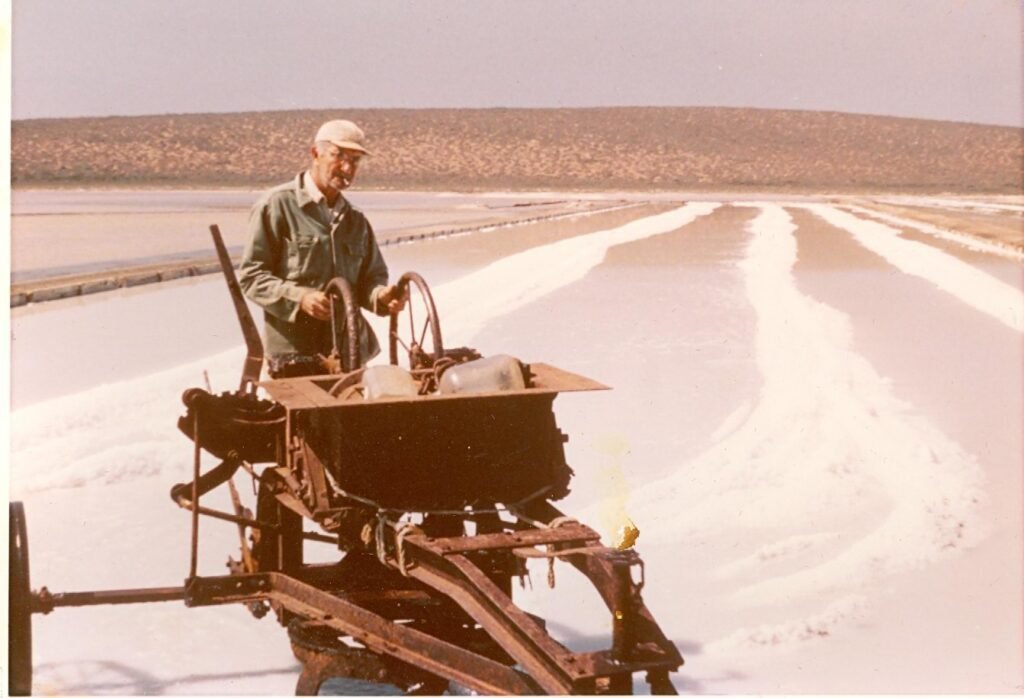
[299,291,332,321]
[379,284,408,314]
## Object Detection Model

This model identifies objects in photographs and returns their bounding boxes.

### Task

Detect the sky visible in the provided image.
[8,0,1024,126]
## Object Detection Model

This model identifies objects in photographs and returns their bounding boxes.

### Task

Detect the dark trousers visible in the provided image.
[267,354,325,379]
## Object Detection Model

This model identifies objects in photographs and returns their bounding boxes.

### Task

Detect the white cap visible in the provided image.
[314,119,370,155]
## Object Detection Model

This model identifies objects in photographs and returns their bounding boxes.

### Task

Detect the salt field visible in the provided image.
[9,191,1024,694]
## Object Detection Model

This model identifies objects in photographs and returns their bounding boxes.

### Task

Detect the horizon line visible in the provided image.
[11,104,1023,130]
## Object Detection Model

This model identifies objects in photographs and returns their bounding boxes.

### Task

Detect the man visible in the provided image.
[239,119,404,377]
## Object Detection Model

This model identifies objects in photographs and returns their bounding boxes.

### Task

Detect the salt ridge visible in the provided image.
[10,347,248,496]
[627,205,987,635]
[845,203,1024,261]
[804,204,1023,332]
[876,195,1024,214]
[428,202,719,344]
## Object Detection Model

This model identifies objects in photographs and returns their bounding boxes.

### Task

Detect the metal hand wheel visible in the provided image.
[324,277,362,373]
[388,272,444,371]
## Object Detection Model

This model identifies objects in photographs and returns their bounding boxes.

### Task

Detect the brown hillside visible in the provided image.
[11,107,1023,192]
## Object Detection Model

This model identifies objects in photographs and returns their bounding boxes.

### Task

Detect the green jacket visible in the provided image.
[238,173,390,363]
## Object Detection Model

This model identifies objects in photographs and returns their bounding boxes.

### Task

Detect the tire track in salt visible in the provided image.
[628,204,987,648]
[803,204,1024,331]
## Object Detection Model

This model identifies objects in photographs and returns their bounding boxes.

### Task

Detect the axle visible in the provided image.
[32,586,186,614]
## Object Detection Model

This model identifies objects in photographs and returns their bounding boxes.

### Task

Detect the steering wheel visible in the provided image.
[388,272,444,371]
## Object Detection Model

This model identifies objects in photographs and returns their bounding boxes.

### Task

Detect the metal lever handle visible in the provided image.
[209,224,264,392]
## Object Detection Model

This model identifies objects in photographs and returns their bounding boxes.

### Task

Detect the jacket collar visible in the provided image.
[295,171,349,215]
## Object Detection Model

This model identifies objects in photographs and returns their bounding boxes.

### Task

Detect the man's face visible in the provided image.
[311,143,363,196]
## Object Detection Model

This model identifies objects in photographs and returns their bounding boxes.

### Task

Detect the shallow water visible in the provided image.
[10,189,580,215]
[10,189,620,279]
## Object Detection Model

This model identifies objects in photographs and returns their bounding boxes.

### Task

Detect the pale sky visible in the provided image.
[10,0,1023,126]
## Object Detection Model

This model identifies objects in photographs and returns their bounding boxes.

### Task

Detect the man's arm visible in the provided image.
[357,222,398,316]
[238,200,311,323]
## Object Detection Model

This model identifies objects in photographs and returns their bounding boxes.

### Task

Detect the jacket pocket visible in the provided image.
[285,234,321,281]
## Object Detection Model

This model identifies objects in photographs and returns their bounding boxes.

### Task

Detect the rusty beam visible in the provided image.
[33,586,185,614]
[414,524,600,555]
[182,572,540,694]
[573,649,681,677]
[268,573,540,695]
[399,542,581,694]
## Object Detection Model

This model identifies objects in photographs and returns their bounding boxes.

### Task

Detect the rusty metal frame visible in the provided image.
[399,543,580,693]
[182,572,542,695]
[518,500,684,670]
[390,527,681,693]
[29,508,680,694]
[128,391,677,694]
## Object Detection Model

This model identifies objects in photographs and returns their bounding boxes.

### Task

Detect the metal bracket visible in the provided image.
[184,573,270,607]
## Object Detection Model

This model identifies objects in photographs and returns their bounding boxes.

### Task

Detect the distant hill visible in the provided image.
[11,107,1023,192]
